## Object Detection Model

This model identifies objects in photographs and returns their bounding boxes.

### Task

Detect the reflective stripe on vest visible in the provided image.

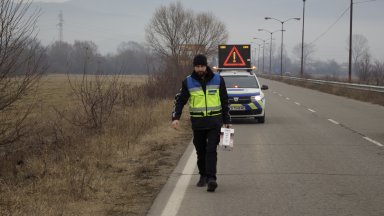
[187,73,222,117]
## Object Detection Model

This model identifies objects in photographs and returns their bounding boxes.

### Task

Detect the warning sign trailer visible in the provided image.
[218,44,251,69]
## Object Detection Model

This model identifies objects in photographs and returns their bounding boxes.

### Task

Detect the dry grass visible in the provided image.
[0,74,192,215]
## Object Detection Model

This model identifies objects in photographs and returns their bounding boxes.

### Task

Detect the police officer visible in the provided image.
[171,54,231,192]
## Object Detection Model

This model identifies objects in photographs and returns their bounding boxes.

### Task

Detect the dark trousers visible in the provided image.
[193,127,221,180]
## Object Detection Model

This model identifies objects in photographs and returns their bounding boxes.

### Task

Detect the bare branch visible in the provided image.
[0,0,45,146]
[145,2,228,64]
[62,44,121,132]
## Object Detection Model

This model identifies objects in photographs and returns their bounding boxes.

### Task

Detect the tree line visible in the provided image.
[258,34,384,85]
[1,0,384,147]
[0,1,227,147]
[45,40,155,75]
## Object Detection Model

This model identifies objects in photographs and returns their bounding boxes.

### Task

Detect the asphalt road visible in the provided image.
[148,78,384,216]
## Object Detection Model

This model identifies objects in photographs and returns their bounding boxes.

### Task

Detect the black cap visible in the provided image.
[193,54,207,66]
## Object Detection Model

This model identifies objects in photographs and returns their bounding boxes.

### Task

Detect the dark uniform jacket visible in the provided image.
[172,66,231,130]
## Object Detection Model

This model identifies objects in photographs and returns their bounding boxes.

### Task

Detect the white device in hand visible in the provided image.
[219,127,234,151]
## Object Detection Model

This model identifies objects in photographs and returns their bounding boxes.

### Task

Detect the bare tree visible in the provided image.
[46,41,73,73]
[191,12,228,57]
[371,60,384,86]
[66,74,120,133]
[0,0,45,146]
[69,41,99,74]
[117,41,145,54]
[145,2,228,97]
[145,2,228,64]
[114,41,155,74]
[356,52,372,83]
[62,44,120,132]
[293,42,316,67]
[145,2,195,64]
[351,34,370,75]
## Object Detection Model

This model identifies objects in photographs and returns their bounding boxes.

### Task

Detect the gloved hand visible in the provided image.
[223,124,232,128]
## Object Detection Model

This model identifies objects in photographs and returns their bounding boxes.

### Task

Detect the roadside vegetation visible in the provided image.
[260,74,384,106]
[0,74,192,215]
[0,1,227,215]
[2,0,383,214]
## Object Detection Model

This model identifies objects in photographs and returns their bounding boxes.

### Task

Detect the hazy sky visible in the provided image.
[33,0,384,64]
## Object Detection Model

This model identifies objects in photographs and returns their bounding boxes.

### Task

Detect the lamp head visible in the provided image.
[265,17,271,20]
[258,29,263,31]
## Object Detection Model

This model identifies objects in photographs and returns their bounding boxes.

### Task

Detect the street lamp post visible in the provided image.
[250,42,256,67]
[258,29,280,74]
[253,37,269,73]
[265,17,300,76]
[301,0,306,78]
[257,43,261,72]
[262,44,265,73]
[251,42,261,70]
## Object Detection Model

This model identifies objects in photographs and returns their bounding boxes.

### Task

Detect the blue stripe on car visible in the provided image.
[228,93,260,97]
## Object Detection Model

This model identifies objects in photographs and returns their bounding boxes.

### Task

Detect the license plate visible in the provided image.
[230,106,245,111]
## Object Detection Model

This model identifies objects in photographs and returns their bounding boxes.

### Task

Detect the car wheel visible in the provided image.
[256,115,265,123]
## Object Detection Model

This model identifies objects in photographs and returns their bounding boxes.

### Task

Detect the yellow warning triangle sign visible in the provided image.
[223,46,246,67]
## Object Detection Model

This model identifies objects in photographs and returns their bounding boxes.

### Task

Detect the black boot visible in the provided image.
[207,178,218,192]
[196,175,207,187]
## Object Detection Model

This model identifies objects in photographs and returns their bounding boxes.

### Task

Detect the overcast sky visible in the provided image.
[33,0,384,64]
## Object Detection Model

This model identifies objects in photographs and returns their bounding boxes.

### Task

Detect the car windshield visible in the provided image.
[222,76,259,88]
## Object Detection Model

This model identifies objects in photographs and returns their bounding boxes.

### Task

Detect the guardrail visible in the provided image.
[259,74,384,93]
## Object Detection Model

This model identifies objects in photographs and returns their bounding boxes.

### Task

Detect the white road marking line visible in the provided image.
[286,97,290,100]
[161,149,196,216]
[308,108,316,113]
[294,102,301,106]
[328,119,340,125]
[273,91,277,94]
[278,94,283,97]
[363,137,384,147]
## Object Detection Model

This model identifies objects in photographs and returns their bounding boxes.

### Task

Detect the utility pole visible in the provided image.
[300,0,306,78]
[348,0,353,82]
[58,10,64,43]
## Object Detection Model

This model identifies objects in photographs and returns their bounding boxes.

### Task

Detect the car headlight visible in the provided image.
[251,95,262,101]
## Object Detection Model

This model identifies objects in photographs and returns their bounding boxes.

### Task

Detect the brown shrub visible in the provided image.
[0,74,192,215]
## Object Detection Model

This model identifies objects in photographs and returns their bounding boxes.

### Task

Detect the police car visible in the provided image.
[219,69,268,123]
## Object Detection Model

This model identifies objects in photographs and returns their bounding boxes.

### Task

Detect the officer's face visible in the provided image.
[194,65,207,76]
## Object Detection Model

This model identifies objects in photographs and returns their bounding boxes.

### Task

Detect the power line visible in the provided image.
[309,6,350,45]
[309,0,382,45]
[354,0,378,4]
